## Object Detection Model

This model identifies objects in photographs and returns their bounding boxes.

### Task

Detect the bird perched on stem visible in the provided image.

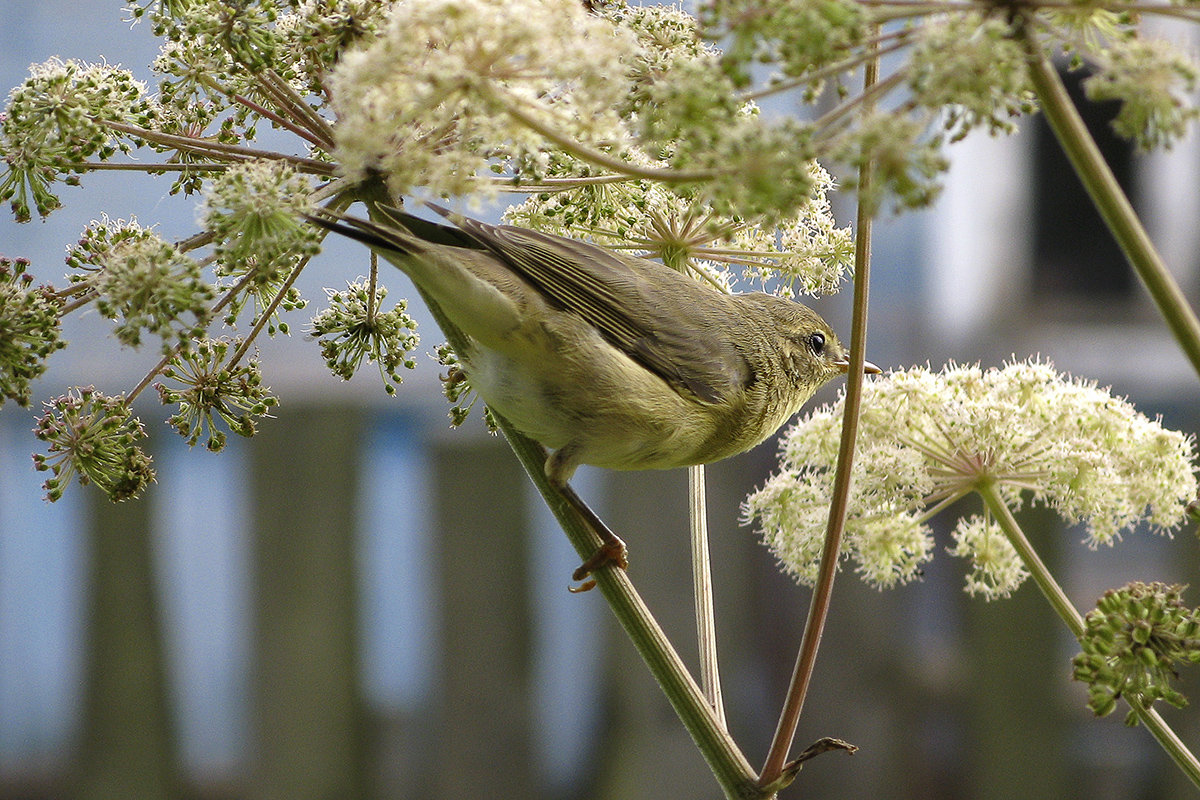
[308,202,878,587]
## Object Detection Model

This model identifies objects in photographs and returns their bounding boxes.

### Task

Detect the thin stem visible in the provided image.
[190,68,330,150]
[367,250,379,327]
[70,162,235,173]
[977,482,1200,787]
[496,92,719,184]
[263,69,338,147]
[224,257,311,369]
[52,282,93,300]
[811,69,907,140]
[690,463,727,729]
[490,173,637,192]
[125,269,258,403]
[101,120,336,175]
[739,33,912,105]
[1019,21,1200,381]
[758,33,879,789]
[231,89,328,150]
[128,349,180,404]
[59,292,98,316]
[976,483,1083,635]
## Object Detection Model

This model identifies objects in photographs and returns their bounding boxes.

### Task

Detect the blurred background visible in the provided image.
[2,3,1200,798]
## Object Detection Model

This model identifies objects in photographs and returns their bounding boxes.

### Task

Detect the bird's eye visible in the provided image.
[808,332,825,355]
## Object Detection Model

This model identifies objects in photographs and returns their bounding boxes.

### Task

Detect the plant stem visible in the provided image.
[496,91,719,183]
[758,38,879,790]
[690,463,727,728]
[456,330,759,799]
[101,120,336,175]
[977,483,1084,635]
[978,482,1200,787]
[1019,23,1200,381]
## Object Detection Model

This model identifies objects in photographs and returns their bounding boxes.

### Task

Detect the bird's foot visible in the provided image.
[568,536,629,593]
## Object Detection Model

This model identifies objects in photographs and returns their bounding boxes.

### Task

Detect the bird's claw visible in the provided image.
[568,537,629,593]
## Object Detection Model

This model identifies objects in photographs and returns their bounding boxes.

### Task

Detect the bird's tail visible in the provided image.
[305,203,480,256]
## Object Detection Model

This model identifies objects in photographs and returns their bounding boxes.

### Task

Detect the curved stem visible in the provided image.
[758,32,879,789]
[428,294,760,799]
[978,482,1200,787]
[101,120,336,175]
[125,268,257,403]
[977,483,1083,635]
[1019,22,1200,381]
[71,162,235,173]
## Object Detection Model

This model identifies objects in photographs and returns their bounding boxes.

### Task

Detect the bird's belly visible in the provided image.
[464,344,722,472]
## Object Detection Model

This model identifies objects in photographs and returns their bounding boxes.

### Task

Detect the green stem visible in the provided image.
[496,92,719,184]
[1020,24,1200,381]
[502,418,757,799]
[978,482,1200,787]
[690,463,727,729]
[977,483,1083,635]
[758,36,879,789]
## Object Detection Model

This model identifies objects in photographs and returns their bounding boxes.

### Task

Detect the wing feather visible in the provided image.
[425,204,752,404]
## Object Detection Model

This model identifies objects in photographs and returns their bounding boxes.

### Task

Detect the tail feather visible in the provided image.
[305,204,479,255]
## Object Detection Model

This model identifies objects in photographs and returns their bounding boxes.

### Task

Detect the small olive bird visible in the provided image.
[308,203,878,586]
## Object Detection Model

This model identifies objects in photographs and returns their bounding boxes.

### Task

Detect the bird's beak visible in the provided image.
[833,357,882,375]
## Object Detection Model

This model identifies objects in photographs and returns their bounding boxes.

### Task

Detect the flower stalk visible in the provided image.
[759,33,879,789]
[410,268,760,798]
[979,482,1200,786]
[1018,19,1200,381]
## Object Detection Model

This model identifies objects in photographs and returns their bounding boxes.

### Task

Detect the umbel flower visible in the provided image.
[156,337,278,453]
[0,256,65,407]
[32,386,154,502]
[744,359,1198,598]
[310,278,420,396]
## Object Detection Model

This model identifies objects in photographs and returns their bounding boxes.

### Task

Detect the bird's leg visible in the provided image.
[559,482,628,593]
[546,446,628,592]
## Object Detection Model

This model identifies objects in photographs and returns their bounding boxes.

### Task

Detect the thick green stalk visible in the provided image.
[1020,25,1200,380]
[500,419,759,798]
[407,275,761,799]
[977,483,1084,636]
[978,483,1200,787]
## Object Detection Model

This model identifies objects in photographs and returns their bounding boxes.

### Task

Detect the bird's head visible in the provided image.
[741,293,880,405]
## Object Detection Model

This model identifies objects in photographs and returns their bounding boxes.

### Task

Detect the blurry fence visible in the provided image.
[2,403,1199,800]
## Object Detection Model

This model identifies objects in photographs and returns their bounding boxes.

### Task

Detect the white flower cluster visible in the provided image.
[745,359,1198,597]
[507,160,851,297]
[329,0,638,199]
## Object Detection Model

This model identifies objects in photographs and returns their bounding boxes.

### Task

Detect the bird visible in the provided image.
[308,202,878,587]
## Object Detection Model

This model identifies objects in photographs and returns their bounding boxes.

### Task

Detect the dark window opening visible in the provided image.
[1031,65,1137,300]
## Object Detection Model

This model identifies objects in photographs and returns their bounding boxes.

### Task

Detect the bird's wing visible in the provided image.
[423,204,752,404]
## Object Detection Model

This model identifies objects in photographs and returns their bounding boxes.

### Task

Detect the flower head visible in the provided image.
[329,0,638,199]
[0,256,65,406]
[310,278,419,395]
[1073,582,1200,723]
[0,58,161,221]
[32,386,154,502]
[202,160,317,333]
[745,359,1198,594]
[1084,38,1200,151]
[66,216,214,352]
[155,337,278,452]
